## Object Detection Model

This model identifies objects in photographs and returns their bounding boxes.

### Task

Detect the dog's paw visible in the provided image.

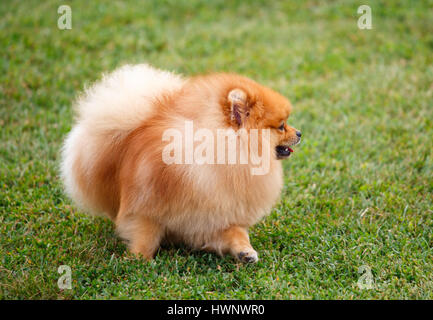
[237,249,258,263]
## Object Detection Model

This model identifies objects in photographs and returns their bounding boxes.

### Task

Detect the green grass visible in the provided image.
[1,0,433,299]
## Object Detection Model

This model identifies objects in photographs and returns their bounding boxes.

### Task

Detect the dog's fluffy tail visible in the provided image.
[60,64,184,215]
[74,63,184,135]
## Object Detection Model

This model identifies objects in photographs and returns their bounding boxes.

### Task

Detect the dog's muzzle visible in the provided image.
[275,145,293,159]
[276,132,301,159]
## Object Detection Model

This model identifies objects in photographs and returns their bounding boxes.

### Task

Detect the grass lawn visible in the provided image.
[1,0,433,299]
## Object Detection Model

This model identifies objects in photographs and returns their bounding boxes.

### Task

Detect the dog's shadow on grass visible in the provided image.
[90,218,256,275]
[155,243,256,274]
[90,218,128,257]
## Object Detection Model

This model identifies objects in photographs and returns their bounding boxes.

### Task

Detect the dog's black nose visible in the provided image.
[296,130,302,138]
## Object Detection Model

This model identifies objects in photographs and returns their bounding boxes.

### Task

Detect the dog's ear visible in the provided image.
[228,88,250,127]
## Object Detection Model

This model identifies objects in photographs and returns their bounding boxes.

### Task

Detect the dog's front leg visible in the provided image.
[206,226,258,263]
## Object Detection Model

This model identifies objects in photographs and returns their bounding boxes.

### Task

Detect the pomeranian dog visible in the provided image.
[61,64,301,263]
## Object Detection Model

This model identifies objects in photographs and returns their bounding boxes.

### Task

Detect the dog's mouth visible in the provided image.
[276,145,294,159]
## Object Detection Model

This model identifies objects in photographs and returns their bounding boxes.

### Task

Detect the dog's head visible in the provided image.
[224,78,301,160]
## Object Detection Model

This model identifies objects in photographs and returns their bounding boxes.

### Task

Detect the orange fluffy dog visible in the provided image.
[61,64,301,263]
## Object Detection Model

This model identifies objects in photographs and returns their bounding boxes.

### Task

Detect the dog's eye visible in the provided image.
[278,122,285,131]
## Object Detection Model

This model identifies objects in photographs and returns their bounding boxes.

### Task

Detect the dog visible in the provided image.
[61,64,301,263]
